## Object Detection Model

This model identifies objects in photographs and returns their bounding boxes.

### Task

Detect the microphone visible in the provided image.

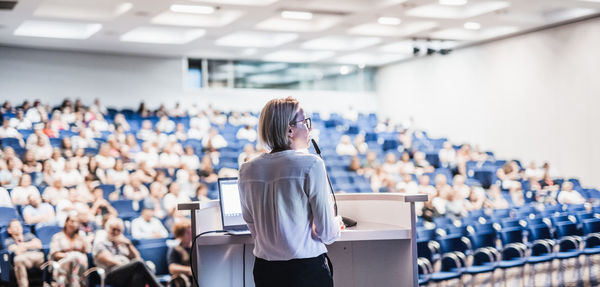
[311,139,357,228]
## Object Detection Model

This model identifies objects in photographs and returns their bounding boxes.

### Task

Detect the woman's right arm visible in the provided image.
[306,159,341,245]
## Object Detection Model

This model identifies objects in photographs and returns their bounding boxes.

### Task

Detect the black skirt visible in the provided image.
[253,253,333,287]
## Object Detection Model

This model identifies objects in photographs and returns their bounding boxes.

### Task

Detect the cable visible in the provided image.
[242,243,246,287]
[190,230,227,287]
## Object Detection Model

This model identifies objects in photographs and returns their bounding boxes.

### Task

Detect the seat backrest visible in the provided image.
[583,218,600,235]
[551,214,571,226]
[500,218,522,229]
[417,228,437,241]
[470,231,497,249]
[500,227,523,245]
[528,224,552,241]
[111,199,135,213]
[576,211,594,223]
[137,243,169,275]
[35,225,62,247]
[0,207,20,227]
[555,222,579,238]
[438,234,469,254]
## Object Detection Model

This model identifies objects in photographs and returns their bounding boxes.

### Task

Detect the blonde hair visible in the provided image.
[258,97,300,151]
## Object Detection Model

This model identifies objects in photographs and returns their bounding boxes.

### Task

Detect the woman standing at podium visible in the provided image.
[238,97,342,287]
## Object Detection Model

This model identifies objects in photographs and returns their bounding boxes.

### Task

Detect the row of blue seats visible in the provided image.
[416,205,600,285]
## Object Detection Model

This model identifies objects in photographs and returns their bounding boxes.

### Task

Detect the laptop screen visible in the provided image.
[218,177,247,229]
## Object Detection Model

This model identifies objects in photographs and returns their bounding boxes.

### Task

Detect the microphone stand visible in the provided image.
[311,139,357,227]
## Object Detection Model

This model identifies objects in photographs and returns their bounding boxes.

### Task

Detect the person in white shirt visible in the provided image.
[31,137,52,161]
[131,206,168,239]
[335,135,357,156]
[136,120,155,142]
[201,127,228,151]
[0,119,22,139]
[71,129,97,151]
[9,110,32,130]
[162,182,190,217]
[236,125,257,142]
[180,147,200,170]
[158,145,180,169]
[155,115,175,133]
[438,141,456,169]
[452,174,471,199]
[59,160,84,187]
[95,144,116,170]
[11,174,40,206]
[42,178,69,206]
[122,177,149,202]
[188,112,211,140]
[106,159,130,188]
[240,112,258,127]
[238,97,342,286]
[135,142,159,169]
[0,187,13,207]
[396,173,418,193]
[557,182,586,205]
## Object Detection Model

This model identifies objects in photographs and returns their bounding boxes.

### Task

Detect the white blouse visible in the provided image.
[238,150,340,261]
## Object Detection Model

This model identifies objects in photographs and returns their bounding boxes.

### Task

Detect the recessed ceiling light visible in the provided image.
[377,17,401,25]
[216,31,298,47]
[14,20,102,39]
[302,36,381,51]
[464,22,481,30]
[120,27,205,44]
[281,10,313,20]
[439,0,468,6]
[262,50,334,63]
[170,4,215,14]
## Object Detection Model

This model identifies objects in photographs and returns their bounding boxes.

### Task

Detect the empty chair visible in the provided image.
[472,223,496,234]
[34,225,62,249]
[497,228,527,280]
[500,218,523,230]
[417,228,437,241]
[526,224,555,272]
[434,217,454,229]
[582,218,600,256]
[554,222,582,260]
[446,225,470,237]
[111,199,139,221]
[0,207,21,228]
[137,243,171,283]
[463,231,498,285]
[551,214,572,226]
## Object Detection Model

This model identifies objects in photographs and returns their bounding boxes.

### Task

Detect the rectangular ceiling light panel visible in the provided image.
[262,50,335,62]
[255,15,341,32]
[216,31,298,47]
[14,20,102,39]
[406,1,510,19]
[301,36,381,51]
[34,0,132,21]
[120,26,205,44]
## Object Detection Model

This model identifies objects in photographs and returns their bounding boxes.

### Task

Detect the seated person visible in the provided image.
[131,205,169,239]
[484,185,510,210]
[336,135,358,156]
[22,193,56,227]
[49,215,90,287]
[11,174,40,206]
[42,178,69,206]
[93,218,162,287]
[557,182,586,205]
[167,220,193,287]
[4,219,44,287]
[0,186,12,207]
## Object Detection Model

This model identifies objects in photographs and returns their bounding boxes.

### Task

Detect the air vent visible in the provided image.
[0,0,17,10]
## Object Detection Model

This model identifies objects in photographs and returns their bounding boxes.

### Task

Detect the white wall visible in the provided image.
[0,46,378,115]
[377,17,600,187]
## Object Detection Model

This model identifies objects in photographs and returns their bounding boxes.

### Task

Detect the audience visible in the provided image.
[0,98,598,286]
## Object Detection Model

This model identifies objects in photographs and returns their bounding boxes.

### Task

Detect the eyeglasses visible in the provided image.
[110,227,123,233]
[290,117,311,130]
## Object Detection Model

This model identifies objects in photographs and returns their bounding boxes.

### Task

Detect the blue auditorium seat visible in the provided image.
[0,207,21,228]
[111,199,139,221]
[34,225,62,249]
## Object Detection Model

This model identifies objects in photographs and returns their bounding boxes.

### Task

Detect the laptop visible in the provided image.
[217,177,251,235]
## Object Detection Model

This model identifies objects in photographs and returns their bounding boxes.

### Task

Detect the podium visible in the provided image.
[178,193,426,287]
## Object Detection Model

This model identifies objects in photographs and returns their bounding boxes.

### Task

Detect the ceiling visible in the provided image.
[0,0,599,66]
